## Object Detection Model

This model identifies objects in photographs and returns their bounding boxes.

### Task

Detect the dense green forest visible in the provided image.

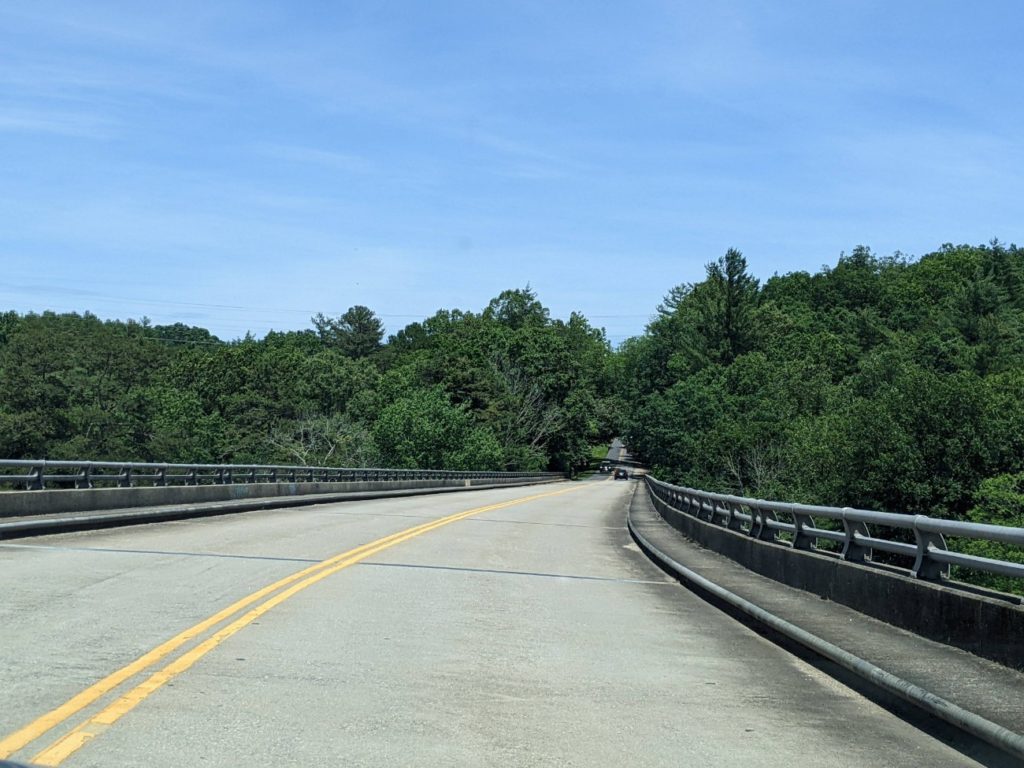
[0,288,621,474]
[619,241,1024,588]
[3,243,1023,582]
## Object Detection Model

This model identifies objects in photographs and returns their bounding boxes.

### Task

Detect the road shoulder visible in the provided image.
[628,486,1024,763]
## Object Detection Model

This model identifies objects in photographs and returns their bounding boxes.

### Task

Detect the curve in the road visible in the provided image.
[2,478,992,768]
[3,484,586,766]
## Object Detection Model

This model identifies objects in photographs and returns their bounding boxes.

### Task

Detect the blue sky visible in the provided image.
[2,1,1022,344]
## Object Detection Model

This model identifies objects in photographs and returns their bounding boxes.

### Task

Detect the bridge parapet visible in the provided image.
[644,475,1024,671]
[0,459,562,528]
[629,486,1024,762]
[0,459,555,491]
[645,475,1024,588]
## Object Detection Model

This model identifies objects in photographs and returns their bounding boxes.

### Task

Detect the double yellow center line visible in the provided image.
[1,483,584,766]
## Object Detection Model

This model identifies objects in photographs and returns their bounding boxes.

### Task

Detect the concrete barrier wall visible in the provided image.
[0,476,553,518]
[648,489,1024,670]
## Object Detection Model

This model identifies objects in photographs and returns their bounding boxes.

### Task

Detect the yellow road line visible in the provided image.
[0,509,444,759]
[3,483,583,765]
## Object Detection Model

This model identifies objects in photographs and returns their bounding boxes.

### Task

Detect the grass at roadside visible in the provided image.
[573,443,612,480]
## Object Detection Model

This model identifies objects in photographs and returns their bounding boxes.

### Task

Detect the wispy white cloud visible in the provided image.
[253,143,374,175]
[0,59,214,105]
[464,130,589,179]
[1,0,1021,344]
[0,106,114,137]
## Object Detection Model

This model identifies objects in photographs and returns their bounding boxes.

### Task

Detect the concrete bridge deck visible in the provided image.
[630,487,1024,756]
[0,478,1015,767]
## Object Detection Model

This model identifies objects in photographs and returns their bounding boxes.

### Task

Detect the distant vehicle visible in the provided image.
[599,462,612,473]
[614,467,630,480]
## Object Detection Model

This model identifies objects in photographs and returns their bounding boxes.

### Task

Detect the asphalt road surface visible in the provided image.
[604,438,626,463]
[0,479,984,767]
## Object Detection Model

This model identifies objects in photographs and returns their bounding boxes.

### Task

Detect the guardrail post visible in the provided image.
[697,495,708,518]
[701,498,716,522]
[75,466,92,489]
[792,506,816,551]
[716,500,729,525]
[29,463,45,490]
[753,504,778,542]
[154,467,167,487]
[691,496,704,518]
[681,492,693,516]
[708,499,721,524]
[725,501,743,531]
[248,467,257,483]
[747,504,760,537]
[652,487,668,515]
[840,509,871,562]
[187,467,197,486]
[912,516,950,580]
[118,466,132,488]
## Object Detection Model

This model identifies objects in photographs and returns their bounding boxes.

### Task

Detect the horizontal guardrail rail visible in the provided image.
[645,476,1024,584]
[0,459,560,492]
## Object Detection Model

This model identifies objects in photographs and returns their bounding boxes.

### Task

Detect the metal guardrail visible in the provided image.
[0,459,560,491]
[646,476,1024,583]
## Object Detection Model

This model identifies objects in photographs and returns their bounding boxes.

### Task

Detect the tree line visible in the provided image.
[619,241,1023,590]
[0,288,621,474]
[2,244,1021,587]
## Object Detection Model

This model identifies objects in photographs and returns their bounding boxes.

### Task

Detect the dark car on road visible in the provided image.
[614,467,629,480]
